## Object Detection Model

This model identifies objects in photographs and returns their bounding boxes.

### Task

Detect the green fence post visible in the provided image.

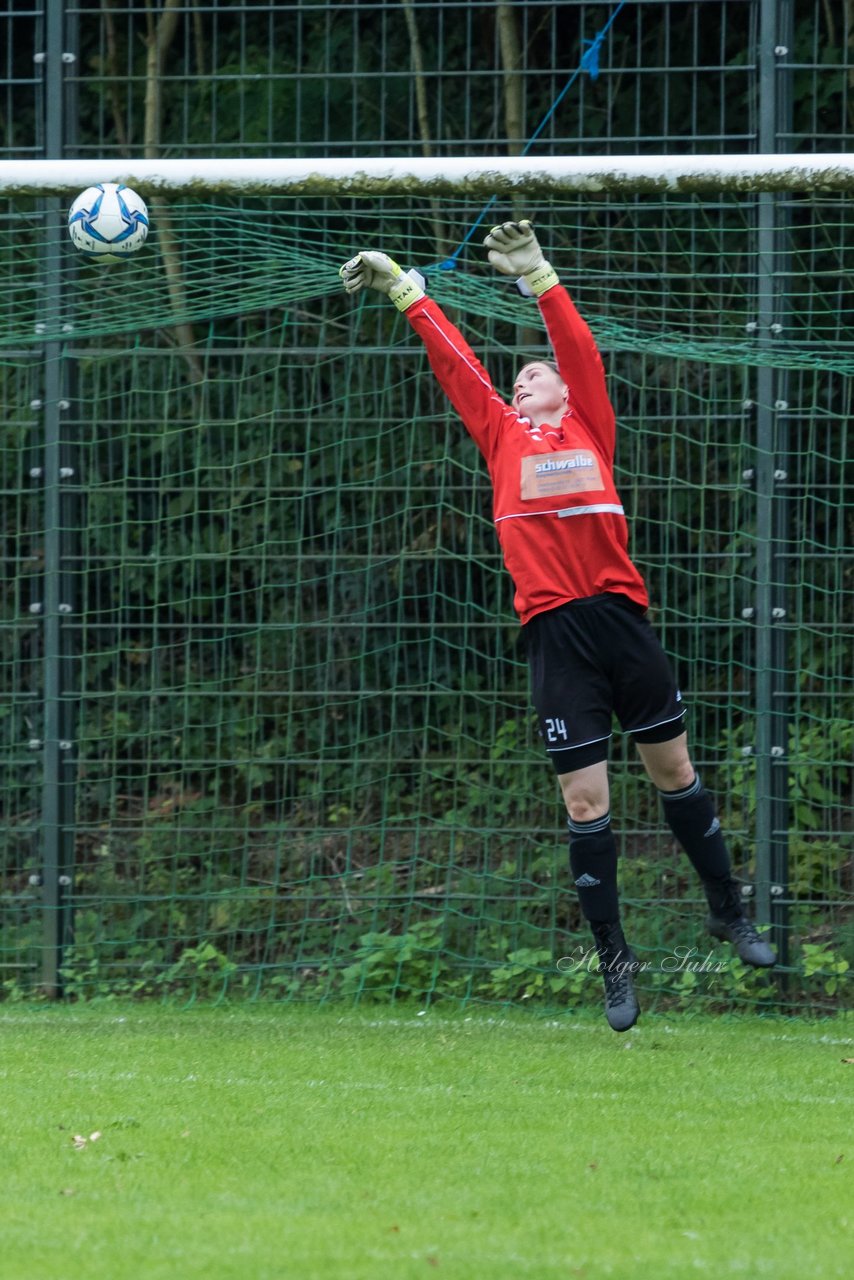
[753,0,792,962]
[38,0,77,996]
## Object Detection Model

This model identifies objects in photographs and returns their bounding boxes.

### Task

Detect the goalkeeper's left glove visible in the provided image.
[339,251,425,312]
[482,220,559,297]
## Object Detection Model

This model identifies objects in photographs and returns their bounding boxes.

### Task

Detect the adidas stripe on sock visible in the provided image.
[567,811,620,923]
[659,773,732,886]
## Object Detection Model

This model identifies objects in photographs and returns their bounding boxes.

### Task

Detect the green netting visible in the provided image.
[1,193,851,1010]
[4,194,854,368]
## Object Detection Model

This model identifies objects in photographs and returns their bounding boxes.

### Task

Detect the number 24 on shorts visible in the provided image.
[545,718,569,743]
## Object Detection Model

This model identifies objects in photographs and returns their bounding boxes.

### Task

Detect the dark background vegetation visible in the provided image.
[0,2,851,1007]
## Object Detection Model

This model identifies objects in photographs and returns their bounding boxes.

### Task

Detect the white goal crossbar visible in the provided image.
[1,154,853,197]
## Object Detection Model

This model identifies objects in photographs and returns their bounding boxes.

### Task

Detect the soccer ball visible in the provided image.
[67,183,149,263]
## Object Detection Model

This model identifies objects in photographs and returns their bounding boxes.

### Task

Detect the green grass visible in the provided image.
[1,1004,852,1280]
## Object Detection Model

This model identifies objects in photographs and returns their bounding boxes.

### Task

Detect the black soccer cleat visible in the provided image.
[707,914,776,968]
[591,920,641,1033]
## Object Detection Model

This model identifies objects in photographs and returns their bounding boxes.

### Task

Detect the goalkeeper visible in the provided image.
[339,221,775,1033]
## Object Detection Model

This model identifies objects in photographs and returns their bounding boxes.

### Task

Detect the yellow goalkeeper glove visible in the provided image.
[483,219,559,297]
[339,251,425,312]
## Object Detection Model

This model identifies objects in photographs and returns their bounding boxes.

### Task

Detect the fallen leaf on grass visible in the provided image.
[72,1131,103,1149]
[835,1155,844,1164]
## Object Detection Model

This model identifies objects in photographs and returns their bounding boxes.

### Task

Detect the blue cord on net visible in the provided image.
[427,0,627,274]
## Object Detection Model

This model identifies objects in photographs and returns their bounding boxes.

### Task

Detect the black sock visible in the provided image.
[659,774,740,921]
[567,812,620,923]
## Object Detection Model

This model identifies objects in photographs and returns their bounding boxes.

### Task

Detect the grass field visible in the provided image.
[1,1004,852,1280]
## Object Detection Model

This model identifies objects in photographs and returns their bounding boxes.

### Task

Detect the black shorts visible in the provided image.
[522,593,687,774]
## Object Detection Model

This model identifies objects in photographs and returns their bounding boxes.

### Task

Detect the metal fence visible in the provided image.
[3,1,851,162]
[1,1,852,1003]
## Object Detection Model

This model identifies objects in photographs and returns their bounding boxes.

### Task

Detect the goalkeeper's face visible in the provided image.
[512,362,569,425]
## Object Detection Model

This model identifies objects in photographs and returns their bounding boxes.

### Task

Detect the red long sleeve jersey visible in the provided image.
[406,284,649,624]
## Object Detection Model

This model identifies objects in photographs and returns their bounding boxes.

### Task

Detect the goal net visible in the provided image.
[1,158,851,1008]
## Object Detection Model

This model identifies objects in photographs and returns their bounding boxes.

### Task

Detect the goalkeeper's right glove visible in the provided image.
[339,251,425,312]
[482,220,559,297]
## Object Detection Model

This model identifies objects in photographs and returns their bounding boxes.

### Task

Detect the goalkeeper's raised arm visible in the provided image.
[339,220,776,1036]
[339,249,513,460]
[482,220,617,462]
[337,223,636,626]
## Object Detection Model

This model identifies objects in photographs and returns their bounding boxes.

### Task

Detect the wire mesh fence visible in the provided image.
[0,2,851,1010]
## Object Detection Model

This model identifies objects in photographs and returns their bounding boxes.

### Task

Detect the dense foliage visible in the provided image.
[1,2,851,1005]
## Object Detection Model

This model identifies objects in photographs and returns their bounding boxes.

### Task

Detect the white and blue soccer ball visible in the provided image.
[67,182,149,262]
